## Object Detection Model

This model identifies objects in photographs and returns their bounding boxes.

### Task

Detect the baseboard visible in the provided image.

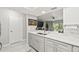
[2,40,25,48]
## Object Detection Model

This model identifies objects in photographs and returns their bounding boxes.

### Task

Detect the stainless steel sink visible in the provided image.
[37,33,47,35]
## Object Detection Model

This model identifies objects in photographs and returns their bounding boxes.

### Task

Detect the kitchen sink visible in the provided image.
[37,33,47,35]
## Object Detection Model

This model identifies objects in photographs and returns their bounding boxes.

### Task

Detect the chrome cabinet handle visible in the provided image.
[0,42,2,50]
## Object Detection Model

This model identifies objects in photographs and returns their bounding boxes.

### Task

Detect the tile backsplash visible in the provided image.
[64,25,79,34]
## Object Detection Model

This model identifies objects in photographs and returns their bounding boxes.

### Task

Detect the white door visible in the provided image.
[9,11,24,43]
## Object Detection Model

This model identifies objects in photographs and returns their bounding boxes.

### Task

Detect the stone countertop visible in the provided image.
[28,30,79,47]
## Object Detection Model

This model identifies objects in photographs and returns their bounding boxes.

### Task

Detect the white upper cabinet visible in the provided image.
[63,7,79,25]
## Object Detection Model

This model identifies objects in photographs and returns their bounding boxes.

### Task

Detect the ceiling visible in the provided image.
[38,8,63,21]
[7,7,62,16]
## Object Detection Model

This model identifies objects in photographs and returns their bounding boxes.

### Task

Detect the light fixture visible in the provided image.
[41,11,46,14]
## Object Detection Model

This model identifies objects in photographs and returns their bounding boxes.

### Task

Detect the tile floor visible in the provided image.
[0,41,36,52]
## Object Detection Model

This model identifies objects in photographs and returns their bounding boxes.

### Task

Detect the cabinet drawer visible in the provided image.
[45,38,72,52]
[47,38,72,48]
[54,40,72,48]
[57,48,71,52]
[54,40,72,52]
[45,38,71,48]
[45,38,56,44]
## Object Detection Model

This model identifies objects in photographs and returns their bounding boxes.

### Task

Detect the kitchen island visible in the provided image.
[28,30,79,52]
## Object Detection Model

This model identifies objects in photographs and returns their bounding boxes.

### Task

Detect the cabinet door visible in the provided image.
[33,35,44,52]
[45,38,57,52]
[9,12,24,43]
[28,33,44,52]
[54,41,72,52]
[45,38,72,52]
[28,33,39,50]
[37,35,44,52]
[73,46,79,52]
[28,33,34,46]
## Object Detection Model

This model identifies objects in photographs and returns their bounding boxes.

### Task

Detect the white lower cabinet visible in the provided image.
[28,33,76,52]
[28,33,44,52]
[73,46,79,52]
[55,41,72,52]
[45,38,57,52]
[45,38,72,52]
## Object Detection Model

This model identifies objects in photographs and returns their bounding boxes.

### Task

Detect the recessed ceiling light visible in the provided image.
[41,11,46,14]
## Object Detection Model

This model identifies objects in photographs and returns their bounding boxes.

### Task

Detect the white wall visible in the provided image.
[0,8,9,45]
[63,7,79,25]
[27,14,37,20]
[0,8,25,45]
